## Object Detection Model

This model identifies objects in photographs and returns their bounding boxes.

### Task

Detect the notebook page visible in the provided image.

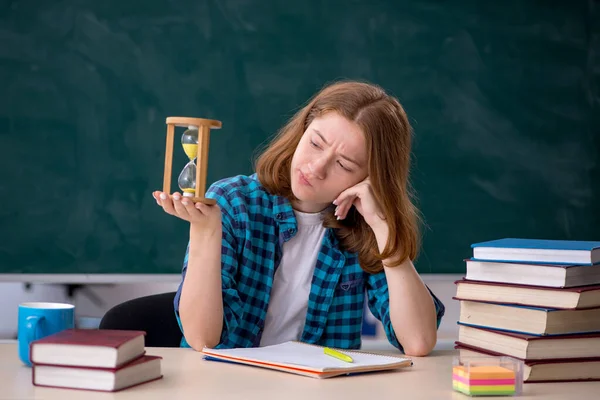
[203,341,409,370]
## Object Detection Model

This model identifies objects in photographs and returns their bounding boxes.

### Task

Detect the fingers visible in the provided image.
[155,191,191,220]
[334,182,367,220]
[333,187,357,207]
[172,193,192,219]
[334,178,369,205]
[153,191,216,221]
[334,195,356,220]
[157,192,177,216]
[333,178,373,220]
[194,201,212,215]
[182,196,207,216]
[153,191,165,206]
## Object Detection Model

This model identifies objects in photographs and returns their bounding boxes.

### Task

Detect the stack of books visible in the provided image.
[30,329,163,392]
[454,238,600,383]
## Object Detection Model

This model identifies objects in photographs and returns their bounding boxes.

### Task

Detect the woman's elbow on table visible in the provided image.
[185,335,220,352]
[401,335,437,357]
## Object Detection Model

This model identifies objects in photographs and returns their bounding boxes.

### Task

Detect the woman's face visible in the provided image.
[290,112,368,213]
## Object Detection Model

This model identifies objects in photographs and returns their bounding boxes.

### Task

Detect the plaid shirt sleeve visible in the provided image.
[173,184,246,347]
[365,270,445,352]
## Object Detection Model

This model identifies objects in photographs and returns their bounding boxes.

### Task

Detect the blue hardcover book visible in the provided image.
[471,238,600,265]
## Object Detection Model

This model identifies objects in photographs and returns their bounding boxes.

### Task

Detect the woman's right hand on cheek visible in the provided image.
[152,191,222,235]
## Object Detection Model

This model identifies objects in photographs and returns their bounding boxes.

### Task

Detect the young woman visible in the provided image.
[153,81,445,356]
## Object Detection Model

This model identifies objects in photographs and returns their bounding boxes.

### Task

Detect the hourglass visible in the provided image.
[162,116,222,205]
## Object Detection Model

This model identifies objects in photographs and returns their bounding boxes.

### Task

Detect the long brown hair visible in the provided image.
[255,81,420,273]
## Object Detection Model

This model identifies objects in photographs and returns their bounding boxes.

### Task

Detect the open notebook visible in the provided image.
[201,341,412,378]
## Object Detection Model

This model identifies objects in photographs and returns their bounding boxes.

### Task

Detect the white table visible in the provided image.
[2,344,599,399]
[0,274,181,284]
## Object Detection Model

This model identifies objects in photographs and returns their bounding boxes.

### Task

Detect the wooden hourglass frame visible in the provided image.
[163,116,222,205]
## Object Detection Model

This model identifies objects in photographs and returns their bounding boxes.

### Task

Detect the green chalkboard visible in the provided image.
[1,0,598,275]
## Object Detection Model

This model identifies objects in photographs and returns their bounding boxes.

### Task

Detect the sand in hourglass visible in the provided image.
[182,144,198,160]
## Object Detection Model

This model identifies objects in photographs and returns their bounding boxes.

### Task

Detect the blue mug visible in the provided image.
[18,302,75,366]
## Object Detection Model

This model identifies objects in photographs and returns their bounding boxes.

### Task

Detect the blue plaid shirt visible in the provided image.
[174,174,445,351]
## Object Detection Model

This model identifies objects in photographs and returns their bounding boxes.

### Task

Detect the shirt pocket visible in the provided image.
[336,277,364,293]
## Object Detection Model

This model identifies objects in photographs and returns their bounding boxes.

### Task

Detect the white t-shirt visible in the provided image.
[259,209,326,347]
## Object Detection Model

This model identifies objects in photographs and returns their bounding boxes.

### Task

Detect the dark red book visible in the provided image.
[455,342,600,383]
[455,279,600,309]
[31,329,146,368]
[32,355,162,392]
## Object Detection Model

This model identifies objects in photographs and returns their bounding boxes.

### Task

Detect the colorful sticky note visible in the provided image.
[453,366,516,396]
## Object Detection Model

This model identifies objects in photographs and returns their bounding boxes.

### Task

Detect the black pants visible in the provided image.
[99,292,183,347]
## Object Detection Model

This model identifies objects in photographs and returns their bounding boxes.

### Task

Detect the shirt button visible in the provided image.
[276,213,283,220]
[288,228,296,234]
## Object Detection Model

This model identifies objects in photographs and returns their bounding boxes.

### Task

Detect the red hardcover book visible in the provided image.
[31,329,146,368]
[32,355,163,392]
[455,342,600,383]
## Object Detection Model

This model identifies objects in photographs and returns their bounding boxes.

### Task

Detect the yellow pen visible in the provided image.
[324,347,353,363]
